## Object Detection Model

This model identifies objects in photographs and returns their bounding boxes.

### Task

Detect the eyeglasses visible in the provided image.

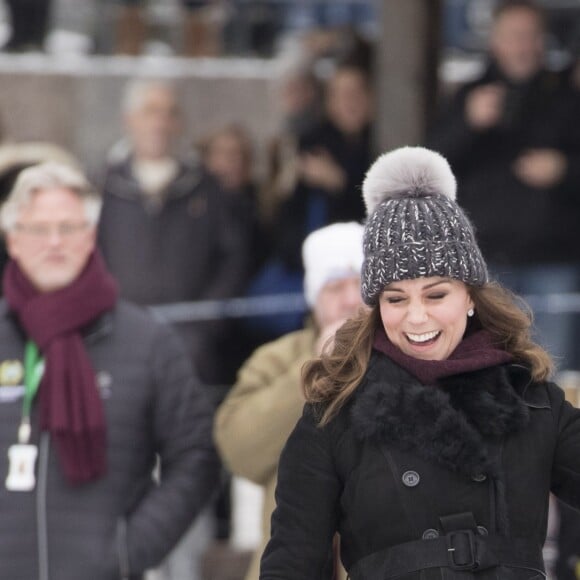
[13,221,90,239]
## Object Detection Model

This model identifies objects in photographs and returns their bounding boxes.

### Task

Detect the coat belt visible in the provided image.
[349,531,545,579]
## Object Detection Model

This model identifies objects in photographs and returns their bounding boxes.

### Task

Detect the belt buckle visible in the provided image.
[446,529,478,571]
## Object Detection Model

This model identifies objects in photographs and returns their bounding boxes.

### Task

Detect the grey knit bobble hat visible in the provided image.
[361,146,488,306]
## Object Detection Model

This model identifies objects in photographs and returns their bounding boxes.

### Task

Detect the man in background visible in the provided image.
[427,0,580,370]
[0,162,218,579]
[98,78,247,580]
[214,222,364,580]
[98,78,248,390]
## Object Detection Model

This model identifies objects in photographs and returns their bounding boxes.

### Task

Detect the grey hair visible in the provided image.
[0,162,102,232]
[121,78,179,115]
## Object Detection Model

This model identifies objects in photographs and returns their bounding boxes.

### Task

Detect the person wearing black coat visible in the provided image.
[97,80,249,390]
[271,63,373,273]
[426,0,580,370]
[0,162,219,579]
[259,146,580,580]
[242,65,373,343]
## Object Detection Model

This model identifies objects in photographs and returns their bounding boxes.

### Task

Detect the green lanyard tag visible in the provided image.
[19,341,44,443]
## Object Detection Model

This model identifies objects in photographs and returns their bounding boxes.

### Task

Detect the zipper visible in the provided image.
[37,434,50,580]
[117,518,130,580]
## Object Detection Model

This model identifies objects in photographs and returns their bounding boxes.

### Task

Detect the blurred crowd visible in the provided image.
[0,1,580,579]
[0,0,378,58]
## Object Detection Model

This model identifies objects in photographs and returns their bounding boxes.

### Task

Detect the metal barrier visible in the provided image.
[523,293,580,315]
[149,293,307,323]
[148,292,580,324]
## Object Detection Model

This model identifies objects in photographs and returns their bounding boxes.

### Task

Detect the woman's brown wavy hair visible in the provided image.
[302,280,554,426]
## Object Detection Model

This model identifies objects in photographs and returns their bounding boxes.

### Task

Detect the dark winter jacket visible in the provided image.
[97,157,249,384]
[273,119,372,271]
[98,157,248,305]
[260,351,580,579]
[426,64,580,267]
[0,299,220,580]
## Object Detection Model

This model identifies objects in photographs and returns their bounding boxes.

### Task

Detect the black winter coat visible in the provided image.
[98,158,249,305]
[260,352,580,579]
[0,300,220,580]
[97,158,249,384]
[272,119,372,271]
[426,64,580,267]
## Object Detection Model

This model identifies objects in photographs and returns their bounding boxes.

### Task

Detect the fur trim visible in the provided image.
[444,367,531,438]
[350,354,529,476]
[362,147,457,216]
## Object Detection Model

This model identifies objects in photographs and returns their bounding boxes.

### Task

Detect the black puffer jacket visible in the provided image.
[261,352,580,579]
[0,299,220,580]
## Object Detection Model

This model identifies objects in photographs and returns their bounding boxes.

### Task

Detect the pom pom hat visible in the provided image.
[361,146,488,306]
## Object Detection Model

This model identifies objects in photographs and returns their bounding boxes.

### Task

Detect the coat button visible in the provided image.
[471,473,487,482]
[477,526,489,536]
[422,528,439,539]
[402,470,420,487]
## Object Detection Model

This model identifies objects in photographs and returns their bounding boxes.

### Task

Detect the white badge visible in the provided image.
[6,444,37,491]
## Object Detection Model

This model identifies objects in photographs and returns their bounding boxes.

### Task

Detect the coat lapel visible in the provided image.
[350,353,530,476]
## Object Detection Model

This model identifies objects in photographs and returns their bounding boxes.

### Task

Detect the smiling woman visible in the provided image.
[260,146,569,580]
[379,277,474,361]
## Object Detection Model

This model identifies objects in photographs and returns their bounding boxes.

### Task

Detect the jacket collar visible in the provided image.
[104,156,204,207]
[350,353,532,476]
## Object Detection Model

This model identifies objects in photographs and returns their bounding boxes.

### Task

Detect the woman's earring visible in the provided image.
[467,308,475,318]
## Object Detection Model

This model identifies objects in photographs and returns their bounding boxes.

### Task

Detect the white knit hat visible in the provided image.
[302,222,364,307]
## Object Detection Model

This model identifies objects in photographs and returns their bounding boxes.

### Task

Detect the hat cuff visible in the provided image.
[361,241,488,305]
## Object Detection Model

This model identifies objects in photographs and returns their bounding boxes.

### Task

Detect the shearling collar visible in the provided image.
[350,353,530,476]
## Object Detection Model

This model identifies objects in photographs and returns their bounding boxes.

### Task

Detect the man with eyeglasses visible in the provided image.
[98,77,250,580]
[98,78,248,391]
[0,162,219,580]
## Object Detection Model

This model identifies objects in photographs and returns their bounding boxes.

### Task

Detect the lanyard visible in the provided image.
[18,341,44,444]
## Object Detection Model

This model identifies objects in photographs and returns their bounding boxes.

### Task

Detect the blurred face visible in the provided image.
[6,187,96,293]
[280,75,318,117]
[205,132,249,191]
[327,69,372,135]
[313,274,363,330]
[490,7,545,81]
[125,85,180,160]
[379,277,474,361]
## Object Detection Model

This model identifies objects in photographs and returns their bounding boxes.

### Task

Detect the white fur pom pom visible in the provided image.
[362,146,457,215]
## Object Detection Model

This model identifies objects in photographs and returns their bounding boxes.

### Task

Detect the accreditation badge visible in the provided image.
[6,444,37,491]
[0,360,24,386]
[0,360,25,403]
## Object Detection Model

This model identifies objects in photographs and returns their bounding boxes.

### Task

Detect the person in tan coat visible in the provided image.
[214,221,365,580]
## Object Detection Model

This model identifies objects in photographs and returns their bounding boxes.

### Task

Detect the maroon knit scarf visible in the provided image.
[3,251,118,485]
[373,327,513,385]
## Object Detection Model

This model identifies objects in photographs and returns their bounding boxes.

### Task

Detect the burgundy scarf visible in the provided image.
[373,327,513,385]
[3,251,118,484]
